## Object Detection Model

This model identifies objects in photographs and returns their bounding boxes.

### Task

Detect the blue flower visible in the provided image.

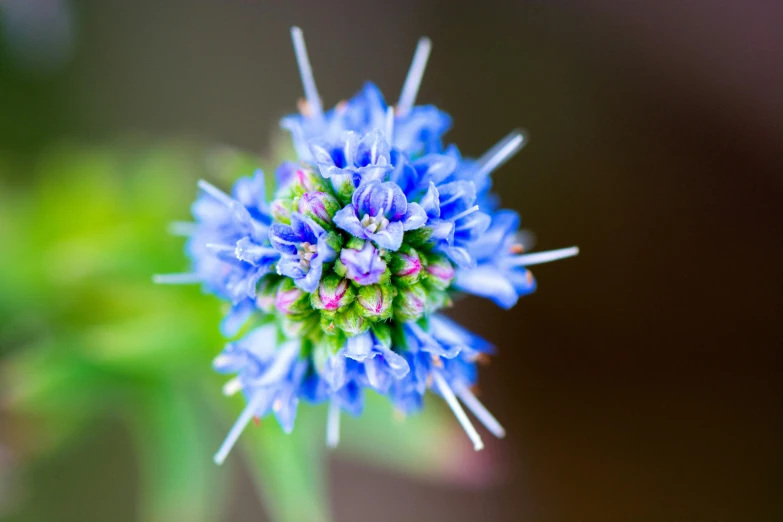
[455,210,579,308]
[309,130,393,187]
[154,171,279,336]
[283,81,452,163]
[333,179,426,251]
[339,241,387,286]
[158,26,578,463]
[212,325,307,463]
[269,212,336,293]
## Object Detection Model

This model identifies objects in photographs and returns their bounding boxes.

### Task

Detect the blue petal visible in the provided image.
[344,332,376,361]
[335,382,364,416]
[444,246,474,268]
[356,129,392,175]
[323,353,347,391]
[429,218,455,244]
[419,182,440,219]
[232,169,267,215]
[469,210,520,261]
[438,180,477,218]
[277,256,306,280]
[351,181,376,217]
[401,202,427,231]
[454,265,519,309]
[395,105,452,155]
[295,261,323,293]
[235,237,279,266]
[274,162,299,191]
[454,211,492,244]
[290,212,319,245]
[376,345,411,379]
[367,220,404,251]
[333,204,366,238]
[220,300,255,337]
[369,181,407,220]
[269,223,299,255]
[413,153,457,186]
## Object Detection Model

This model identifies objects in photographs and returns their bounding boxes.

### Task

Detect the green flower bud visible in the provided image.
[275,278,311,316]
[393,283,428,321]
[334,304,370,336]
[270,198,294,224]
[355,284,396,321]
[311,274,355,312]
[389,245,423,286]
[424,255,455,290]
[256,275,282,313]
[298,191,340,228]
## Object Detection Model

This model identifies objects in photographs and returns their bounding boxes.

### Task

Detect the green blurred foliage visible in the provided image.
[0,142,473,522]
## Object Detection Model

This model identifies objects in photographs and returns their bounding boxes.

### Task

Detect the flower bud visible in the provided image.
[298,191,340,228]
[270,198,294,224]
[334,305,370,336]
[388,246,423,286]
[311,274,355,312]
[356,284,396,321]
[275,278,311,316]
[424,255,455,290]
[393,283,428,321]
[276,162,327,195]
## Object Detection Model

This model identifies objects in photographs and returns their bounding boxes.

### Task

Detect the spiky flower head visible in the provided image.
[156,26,578,463]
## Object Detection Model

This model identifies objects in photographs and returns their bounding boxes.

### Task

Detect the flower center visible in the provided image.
[298,242,318,269]
[360,213,389,234]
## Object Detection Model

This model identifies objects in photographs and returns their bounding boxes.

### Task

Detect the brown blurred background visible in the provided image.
[2,0,782,521]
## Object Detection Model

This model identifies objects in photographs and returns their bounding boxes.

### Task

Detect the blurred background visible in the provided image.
[1,1,781,521]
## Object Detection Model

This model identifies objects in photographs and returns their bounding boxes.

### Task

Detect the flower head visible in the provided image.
[156,26,578,463]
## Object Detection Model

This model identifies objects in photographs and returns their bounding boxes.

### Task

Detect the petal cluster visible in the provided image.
[156,27,578,463]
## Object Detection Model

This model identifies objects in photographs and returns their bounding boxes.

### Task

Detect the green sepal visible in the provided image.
[403,227,434,249]
[334,304,370,336]
[393,283,428,322]
[370,322,393,350]
[281,311,320,338]
[345,236,365,251]
[334,177,355,206]
[324,232,344,253]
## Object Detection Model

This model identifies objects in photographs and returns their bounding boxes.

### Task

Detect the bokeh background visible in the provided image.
[1,1,782,521]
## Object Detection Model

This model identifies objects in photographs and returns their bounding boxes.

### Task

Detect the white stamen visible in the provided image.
[456,385,505,438]
[507,246,579,267]
[397,37,431,116]
[290,27,323,121]
[385,106,395,143]
[213,392,269,465]
[246,340,302,388]
[433,372,484,451]
[152,273,202,284]
[326,400,341,448]
[222,377,242,396]
[198,179,234,207]
[450,205,480,223]
[439,189,465,208]
[474,130,526,181]
[168,221,198,236]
